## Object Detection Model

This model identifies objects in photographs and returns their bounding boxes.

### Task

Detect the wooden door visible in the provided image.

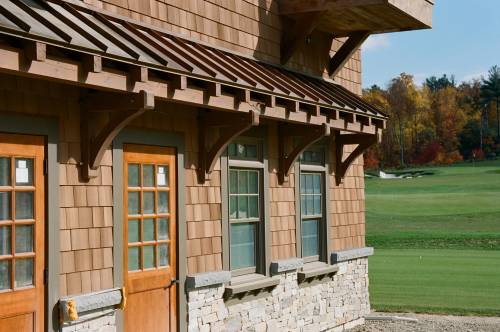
[0,133,45,332]
[123,144,177,332]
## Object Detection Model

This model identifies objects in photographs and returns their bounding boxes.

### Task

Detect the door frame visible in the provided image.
[0,113,59,332]
[113,129,186,332]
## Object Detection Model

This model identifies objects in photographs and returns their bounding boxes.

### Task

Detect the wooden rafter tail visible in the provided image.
[328,31,370,77]
[81,90,155,181]
[197,109,260,184]
[278,123,330,184]
[331,131,378,185]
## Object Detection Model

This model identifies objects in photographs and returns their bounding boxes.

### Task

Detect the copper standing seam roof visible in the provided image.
[0,0,387,120]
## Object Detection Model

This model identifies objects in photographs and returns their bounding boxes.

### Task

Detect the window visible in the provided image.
[227,140,264,275]
[298,146,327,263]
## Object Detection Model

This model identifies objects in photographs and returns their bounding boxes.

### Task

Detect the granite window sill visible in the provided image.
[298,261,338,282]
[224,274,280,298]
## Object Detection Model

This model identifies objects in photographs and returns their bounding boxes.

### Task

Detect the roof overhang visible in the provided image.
[279,0,433,36]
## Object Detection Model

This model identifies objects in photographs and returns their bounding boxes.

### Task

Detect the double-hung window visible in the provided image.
[299,146,327,263]
[227,140,264,275]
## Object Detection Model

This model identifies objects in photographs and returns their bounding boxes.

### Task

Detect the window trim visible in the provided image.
[295,142,331,264]
[221,133,270,278]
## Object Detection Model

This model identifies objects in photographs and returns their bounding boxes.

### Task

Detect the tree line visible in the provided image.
[363,66,500,169]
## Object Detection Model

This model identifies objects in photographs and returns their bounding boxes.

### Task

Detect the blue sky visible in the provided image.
[362,0,500,89]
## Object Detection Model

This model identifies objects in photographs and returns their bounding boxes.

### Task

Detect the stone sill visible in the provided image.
[298,262,338,282]
[224,274,280,297]
[59,288,122,323]
[331,247,374,264]
[186,271,231,290]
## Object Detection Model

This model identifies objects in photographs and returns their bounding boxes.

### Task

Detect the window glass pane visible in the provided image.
[314,195,322,215]
[15,225,33,253]
[228,143,237,157]
[229,196,237,219]
[158,218,169,240]
[143,245,155,269]
[0,192,11,220]
[158,191,169,214]
[300,174,306,194]
[306,195,314,216]
[238,171,248,194]
[236,143,246,158]
[143,218,155,242]
[0,226,11,255]
[157,166,168,187]
[143,165,155,187]
[0,157,10,186]
[15,192,34,220]
[128,246,140,271]
[158,244,169,267]
[229,170,237,194]
[305,175,313,194]
[302,219,319,257]
[246,144,257,159]
[128,164,140,187]
[313,174,321,194]
[238,196,248,219]
[15,158,33,186]
[300,196,306,217]
[127,192,140,215]
[0,260,10,290]
[128,220,140,243]
[248,171,258,194]
[143,192,155,214]
[15,258,33,288]
[230,223,255,270]
[248,196,259,219]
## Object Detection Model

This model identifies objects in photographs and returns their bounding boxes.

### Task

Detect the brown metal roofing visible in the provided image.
[0,0,386,119]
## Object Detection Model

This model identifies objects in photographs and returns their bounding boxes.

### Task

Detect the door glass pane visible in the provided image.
[143,218,155,242]
[128,220,140,243]
[143,165,155,187]
[0,226,11,255]
[143,245,155,269]
[158,218,169,240]
[15,225,33,253]
[230,223,255,270]
[158,191,169,214]
[0,157,10,186]
[248,171,258,194]
[157,166,168,187]
[0,192,11,220]
[238,196,248,219]
[128,164,140,187]
[248,196,258,219]
[15,258,33,288]
[143,192,155,214]
[238,171,248,194]
[0,260,11,290]
[15,158,33,186]
[229,196,237,219]
[302,219,319,257]
[127,192,140,215]
[128,246,140,271]
[15,192,34,220]
[158,244,169,267]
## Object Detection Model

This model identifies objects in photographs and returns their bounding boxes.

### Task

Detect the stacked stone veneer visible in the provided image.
[188,258,370,332]
[60,311,116,332]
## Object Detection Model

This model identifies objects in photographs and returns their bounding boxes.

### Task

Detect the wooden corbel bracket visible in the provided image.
[80,90,155,181]
[197,109,260,184]
[331,130,380,185]
[278,123,330,184]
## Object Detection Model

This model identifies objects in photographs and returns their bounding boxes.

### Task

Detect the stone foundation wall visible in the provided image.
[60,310,116,332]
[188,258,370,332]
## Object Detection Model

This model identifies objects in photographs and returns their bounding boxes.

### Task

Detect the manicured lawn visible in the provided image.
[365,160,500,315]
[369,249,500,316]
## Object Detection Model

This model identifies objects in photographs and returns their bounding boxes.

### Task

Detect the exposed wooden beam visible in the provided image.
[82,55,102,74]
[81,90,154,180]
[278,0,330,15]
[280,10,328,65]
[197,109,260,183]
[328,31,370,77]
[278,123,330,184]
[25,41,46,62]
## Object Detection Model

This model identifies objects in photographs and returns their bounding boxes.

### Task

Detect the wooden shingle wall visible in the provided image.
[79,0,362,94]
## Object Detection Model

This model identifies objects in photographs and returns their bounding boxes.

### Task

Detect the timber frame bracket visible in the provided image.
[331,130,380,185]
[278,123,330,184]
[80,90,155,181]
[197,109,260,184]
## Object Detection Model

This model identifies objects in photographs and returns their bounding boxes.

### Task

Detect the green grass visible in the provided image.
[365,160,500,315]
[369,249,500,316]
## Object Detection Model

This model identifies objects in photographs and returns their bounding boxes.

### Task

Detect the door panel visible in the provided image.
[123,144,177,332]
[0,133,45,332]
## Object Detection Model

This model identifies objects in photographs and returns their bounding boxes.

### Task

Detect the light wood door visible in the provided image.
[0,133,45,332]
[123,144,177,332]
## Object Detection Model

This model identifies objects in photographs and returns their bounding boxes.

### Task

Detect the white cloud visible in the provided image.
[461,71,487,83]
[362,35,390,52]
